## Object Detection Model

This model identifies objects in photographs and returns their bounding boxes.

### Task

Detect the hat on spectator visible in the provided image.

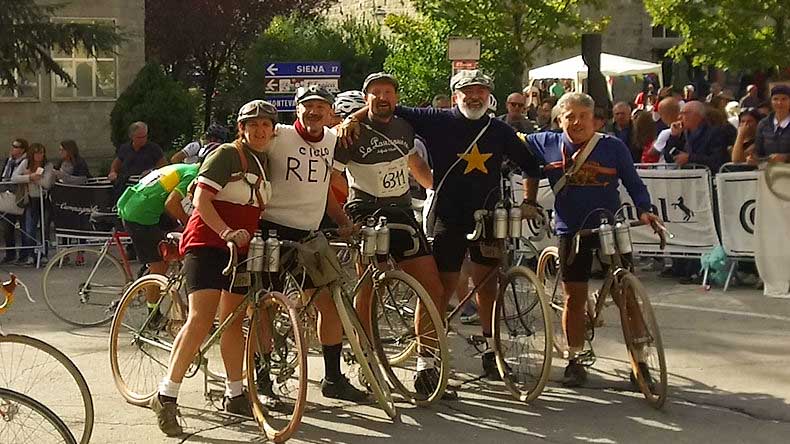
[451,69,494,91]
[770,84,790,97]
[362,72,399,93]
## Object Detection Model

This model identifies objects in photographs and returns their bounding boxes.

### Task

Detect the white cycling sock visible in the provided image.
[159,378,181,399]
[225,380,244,398]
[416,356,435,371]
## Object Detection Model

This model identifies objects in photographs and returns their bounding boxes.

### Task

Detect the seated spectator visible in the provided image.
[1,138,29,263]
[739,84,761,109]
[12,143,54,265]
[171,124,229,164]
[749,85,790,164]
[633,110,658,163]
[53,140,90,184]
[108,121,166,183]
[664,100,729,174]
[731,108,765,164]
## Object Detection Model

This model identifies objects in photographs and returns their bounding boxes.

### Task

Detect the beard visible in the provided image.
[458,101,488,120]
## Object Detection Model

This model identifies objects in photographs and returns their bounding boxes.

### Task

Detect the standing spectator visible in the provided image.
[739,84,761,109]
[634,83,655,110]
[748,85,790,164]
[706,82,722,102]
[683,84,696,101]
[0,139,28,263]
[171,124,229,164]
[431,94,452,109]
[725,101,742,129]
[731,109,765,164]
[536,98,556,131]
[53,140,90,184]
[655,96,681,134]
[12,143,54,265]
[498,92,537,133]
[108,121,167,183]
[523,85,541,120]
[634,110,658,163]
[664,100,729,173]
[606,102,637,161]
[549,79,565,98]
[593,107,608,132]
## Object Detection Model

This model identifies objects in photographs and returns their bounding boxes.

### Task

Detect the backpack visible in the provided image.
[227,143,266,208]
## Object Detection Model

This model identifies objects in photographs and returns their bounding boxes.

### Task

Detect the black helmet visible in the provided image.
[205,124,229,142]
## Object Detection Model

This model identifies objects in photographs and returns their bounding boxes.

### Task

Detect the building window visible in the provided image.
[51,18,118,100]
[0,70,41,100]
[652,25,680,39]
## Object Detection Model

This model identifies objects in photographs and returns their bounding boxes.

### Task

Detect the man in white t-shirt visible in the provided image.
[258,85,367,403]
[171,124,229,164]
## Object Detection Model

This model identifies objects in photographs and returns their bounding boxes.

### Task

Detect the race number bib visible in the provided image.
[375,157,409,197]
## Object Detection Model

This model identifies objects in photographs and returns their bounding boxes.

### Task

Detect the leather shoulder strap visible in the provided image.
[552,132,602,195]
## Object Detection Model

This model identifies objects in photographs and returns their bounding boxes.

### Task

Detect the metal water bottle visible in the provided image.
[509,206,522,239]
[375,216,390,255]
[598,218,617,256]
[248,230,265,272]
[264,230,280,273]
[361,217,377,257]
[614,221,633,254]
[493,204,508,239]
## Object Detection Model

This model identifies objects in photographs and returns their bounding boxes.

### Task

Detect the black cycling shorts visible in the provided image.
[183,246,248,295]
[344,201,430,263]
[123,220,163,265]
[432,217,499,273]
[557,234,632,283]
[258,220,317,291]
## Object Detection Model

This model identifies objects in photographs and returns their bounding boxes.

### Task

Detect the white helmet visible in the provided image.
[333,90,366,118]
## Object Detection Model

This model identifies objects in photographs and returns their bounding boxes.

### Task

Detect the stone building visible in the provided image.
[0,0,146,169]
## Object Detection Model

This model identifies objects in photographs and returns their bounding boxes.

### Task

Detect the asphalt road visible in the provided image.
[2,264,788,443]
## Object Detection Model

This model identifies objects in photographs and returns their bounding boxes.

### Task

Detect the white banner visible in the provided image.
[715,171,758,257]
[513,168,720,256]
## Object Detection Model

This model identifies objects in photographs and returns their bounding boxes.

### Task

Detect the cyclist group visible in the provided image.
[116,68,661,437]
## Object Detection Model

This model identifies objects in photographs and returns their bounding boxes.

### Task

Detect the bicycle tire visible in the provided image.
[617,272,668,409]
[109,274,177,406]
[369,269,449,406]
[0,387,77,444]
[493,266,553,403]
[43,246,130,327]
[537,246,568,358]
[0,334,93,444]
[245,291,307,443]
[332,285,398,420]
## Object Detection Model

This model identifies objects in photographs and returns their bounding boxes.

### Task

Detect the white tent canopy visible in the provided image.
[528,53,663,92]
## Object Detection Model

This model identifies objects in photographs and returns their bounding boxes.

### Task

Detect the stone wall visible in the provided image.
[0,0,146,172]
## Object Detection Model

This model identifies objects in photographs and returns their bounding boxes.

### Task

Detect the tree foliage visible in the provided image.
[110,64,198,151]
[645,0,790,74]
[0,0,122,90]
[145,0,336,128]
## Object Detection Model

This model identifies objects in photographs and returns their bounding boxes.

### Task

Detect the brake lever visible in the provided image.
[222,242,238,276]
[466,210,489,241]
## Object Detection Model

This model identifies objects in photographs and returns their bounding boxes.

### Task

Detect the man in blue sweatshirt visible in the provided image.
[524,92,660,388]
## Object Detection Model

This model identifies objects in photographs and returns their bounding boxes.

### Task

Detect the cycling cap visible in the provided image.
[333,90,366,118]
[362,72,399,93]
[451,69,494,91]
[295,85,334,105]
[237,100,278,124]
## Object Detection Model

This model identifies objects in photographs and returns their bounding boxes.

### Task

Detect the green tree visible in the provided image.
[645,0,790,74]
[388,0,607,106]
[0,0,123,91]
[110,64,198,151]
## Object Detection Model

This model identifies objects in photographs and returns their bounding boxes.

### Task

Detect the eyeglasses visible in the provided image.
[507,102,526,108]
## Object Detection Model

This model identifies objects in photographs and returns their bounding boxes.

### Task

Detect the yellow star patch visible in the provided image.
[458,144,493,174]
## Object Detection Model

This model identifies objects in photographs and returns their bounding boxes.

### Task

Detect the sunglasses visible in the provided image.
[507,102,526,107]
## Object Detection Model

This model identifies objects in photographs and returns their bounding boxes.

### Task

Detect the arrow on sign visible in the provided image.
[266,79,278,91]
[266,63,279,76]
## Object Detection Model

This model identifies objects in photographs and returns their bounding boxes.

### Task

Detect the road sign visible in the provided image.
[265,62,341,78]
[267,95,296,113]
[265,78,340,94]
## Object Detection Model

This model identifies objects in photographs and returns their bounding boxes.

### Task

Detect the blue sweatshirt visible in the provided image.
[526,131,652,235]
[395,106,542,229]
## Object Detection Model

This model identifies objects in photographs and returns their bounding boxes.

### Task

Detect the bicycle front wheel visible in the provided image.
[333,286,397,420]
[537,246,568,358]
[43,246,130,327]
[493,266,553,403]
[246,291,307,443]
[0,387,77,444]
[109,274,178,406]
[617,272,668,409]
[370,269,449,406]
[0,334,93,444]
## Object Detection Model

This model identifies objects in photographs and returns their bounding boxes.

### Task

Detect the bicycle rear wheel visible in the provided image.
[245,291,307,443]
[43,247,129,327]
[537,246,568,358]
[493,266,552,403]
[333,286,397,420]
[0,387,77,444]
[0,334,93,444]
[109,274,178,406]
[370,269,449,406]
[617,272,668,409]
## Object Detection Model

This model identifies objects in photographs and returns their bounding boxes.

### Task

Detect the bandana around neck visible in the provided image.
[294,119,324,143]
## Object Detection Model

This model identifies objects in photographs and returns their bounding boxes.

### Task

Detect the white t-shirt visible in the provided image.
[261,124,339,231]
[180,141,201,164]
[652,128,671,164]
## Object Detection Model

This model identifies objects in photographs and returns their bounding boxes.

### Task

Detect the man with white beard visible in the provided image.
[340,69,543,380]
